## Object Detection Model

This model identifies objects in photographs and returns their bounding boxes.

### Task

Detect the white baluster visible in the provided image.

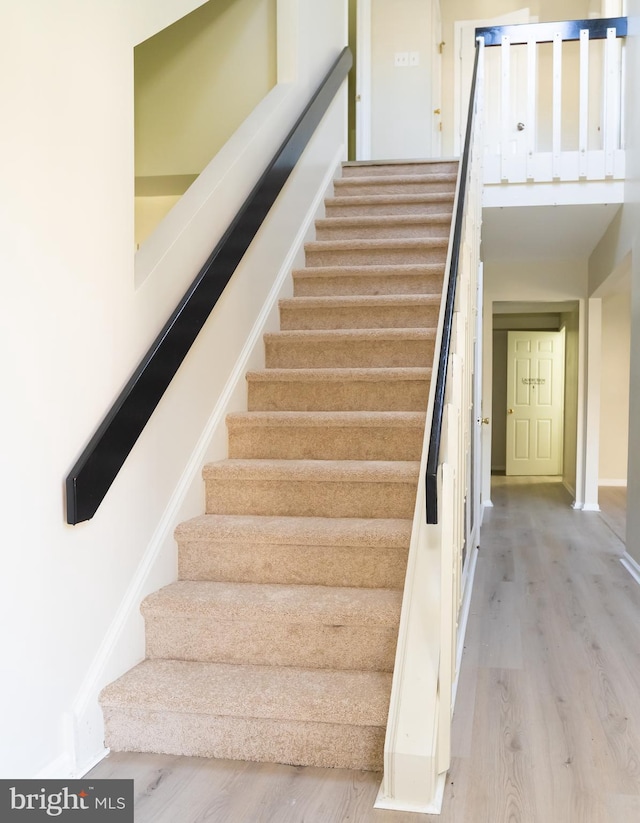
[579,29,589,178]
[501,35,510,182]
[552,32,562,179]
[527,37,537,180]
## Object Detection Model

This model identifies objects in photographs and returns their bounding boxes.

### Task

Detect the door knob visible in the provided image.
[481,417,490,425]
[508,408,514,414]
[433,108,441,115]
[517,122,525,131]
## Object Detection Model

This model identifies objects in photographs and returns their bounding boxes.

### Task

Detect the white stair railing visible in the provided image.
[479,17,626,184]
[375,38,485,816]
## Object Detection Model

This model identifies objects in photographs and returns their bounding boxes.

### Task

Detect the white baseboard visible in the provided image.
[582,503,601,512]
[68,145,346,778]
[599,479,627,487]
[35,749,107,781]
[621,553,640,587]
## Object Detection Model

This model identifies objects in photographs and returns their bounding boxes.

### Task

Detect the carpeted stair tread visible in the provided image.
[246,366,432,383]
[341,159,459,177]
[334,172,458,188]
[279,294,441,309]
[141,581,401,626]
[100,659,392,727]
[305,237,448,253]
[324,192,455,213]
[175,513,412,547]
[245,367,431,412]
[175,515,411,589]
[203,458,420,483]
[226,410,426,428]
[264,328,436,342]
[264,328,436,369]
[226,411,425,459]
[279,294,440,331]
[292,265,444,297]
[314,213,452,240]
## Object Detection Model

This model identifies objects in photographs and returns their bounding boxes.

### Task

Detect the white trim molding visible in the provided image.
[621,553,640,587]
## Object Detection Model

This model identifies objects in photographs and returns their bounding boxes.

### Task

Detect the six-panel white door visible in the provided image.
[506,330,565,476]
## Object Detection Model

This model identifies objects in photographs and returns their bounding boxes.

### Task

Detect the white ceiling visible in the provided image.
[481,203,622,262]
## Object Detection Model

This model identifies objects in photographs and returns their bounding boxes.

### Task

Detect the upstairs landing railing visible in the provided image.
[478,17,627,185]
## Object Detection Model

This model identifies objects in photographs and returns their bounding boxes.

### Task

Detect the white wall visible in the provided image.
[0,0,348,779]
[599,290,631,483]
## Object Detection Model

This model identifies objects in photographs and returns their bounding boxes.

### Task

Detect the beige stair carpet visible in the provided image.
[100,158,457,772]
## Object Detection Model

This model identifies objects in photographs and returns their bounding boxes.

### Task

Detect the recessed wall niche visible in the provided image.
[134,0,277,248]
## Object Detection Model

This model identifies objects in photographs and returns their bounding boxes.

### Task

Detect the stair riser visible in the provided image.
[305,245,447,267]
[342,162,458,177]
[293,273,443,296]
[103,709,385,771]
[264,337,434,368]
[247,378,430,411]
[279,303,439,330]
[145,618,398,671]
[178,539,408,588]
[205,478,417,519]
[228,424,424,461]
[334,180,456,196]
[315,221,450,241]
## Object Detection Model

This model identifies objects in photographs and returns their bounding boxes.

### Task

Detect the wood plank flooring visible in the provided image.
[87,477,640,822]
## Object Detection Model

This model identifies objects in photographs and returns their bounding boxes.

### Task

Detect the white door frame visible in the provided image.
[356,0,372,160]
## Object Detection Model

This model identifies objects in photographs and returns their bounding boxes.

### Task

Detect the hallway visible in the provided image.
[88,478,640,822]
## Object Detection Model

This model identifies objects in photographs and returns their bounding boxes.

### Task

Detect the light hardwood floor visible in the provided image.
[88,477,640,822]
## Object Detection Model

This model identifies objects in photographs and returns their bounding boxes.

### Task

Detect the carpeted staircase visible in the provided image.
[100,159,458,772]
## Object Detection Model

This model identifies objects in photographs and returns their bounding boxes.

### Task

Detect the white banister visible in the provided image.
[579,29,589,178]
[603,26,618,177]
[527,37,537,180]
[552,31,563,179]
[481,17,626,186]
[500,35,510,182]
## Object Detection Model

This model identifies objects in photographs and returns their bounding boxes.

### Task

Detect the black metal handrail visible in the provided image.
[425,43,480,526]
[476,16,627,47]
[66,47,352,525]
